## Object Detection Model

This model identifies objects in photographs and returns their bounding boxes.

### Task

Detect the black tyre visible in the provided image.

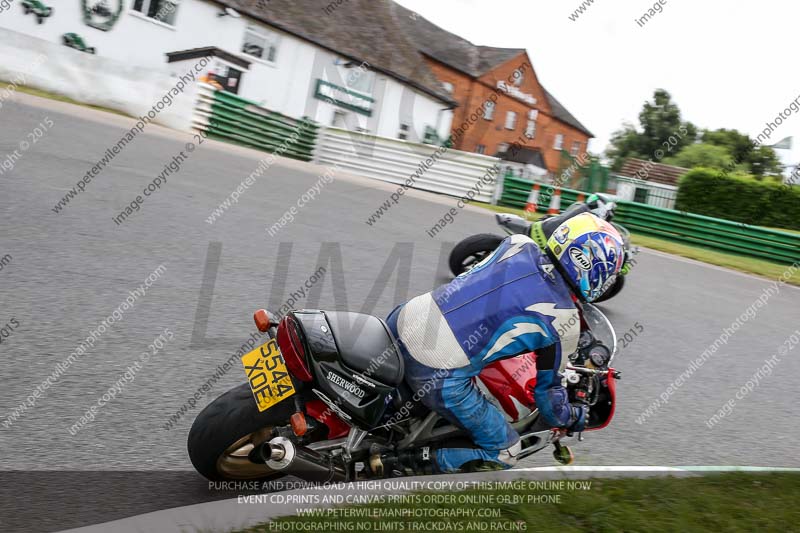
[449,233,504,276]
[188,382,296,481]
[593,275,625,303]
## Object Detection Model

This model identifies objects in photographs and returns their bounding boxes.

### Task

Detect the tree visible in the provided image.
[664,143,733,170]
[606,89,697,170]
[700,128,781,177]
[747,145,783,178]
[606,122,642,171]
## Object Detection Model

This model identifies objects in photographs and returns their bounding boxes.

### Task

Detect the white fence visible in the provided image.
[314,127,501,204]
[612,175,678,210]
[0,28,196,131]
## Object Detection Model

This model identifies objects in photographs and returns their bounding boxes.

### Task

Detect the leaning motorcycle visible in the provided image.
[188,303,621,482]
[449,194,636,302]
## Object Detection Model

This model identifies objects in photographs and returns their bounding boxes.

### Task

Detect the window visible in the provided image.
[341,63,375,95]
[554,134,564,150]
[633,187,650,204]
[476,144,486,155]
[525,121,536,139]
[442,82,454,94]
[242,25,280,63]
[423,126,440,145]
[484,101,495,120]
[497,142,510,154]
[398,123,409,140]
[571,141,581,156]
[505,111,517,130]
[332,110,347,128]
[132,0,179,25]
[528,109,538,121]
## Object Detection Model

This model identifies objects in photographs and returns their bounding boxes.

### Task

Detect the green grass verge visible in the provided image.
[239,473,800,533]
[1,81,128,117]
[474,203,800,287]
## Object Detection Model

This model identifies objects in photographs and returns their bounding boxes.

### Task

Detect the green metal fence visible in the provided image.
[201,89,319,161]
[499,176,800,265]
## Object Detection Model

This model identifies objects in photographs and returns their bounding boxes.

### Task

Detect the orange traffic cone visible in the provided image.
[524,184,541,215]
[547,187,562,215]
[576,192,586,203]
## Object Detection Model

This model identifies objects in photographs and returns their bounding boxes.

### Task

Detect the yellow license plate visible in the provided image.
[241,339,296,412]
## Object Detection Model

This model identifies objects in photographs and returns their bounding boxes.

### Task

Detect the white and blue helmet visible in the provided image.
[546,213,625,302]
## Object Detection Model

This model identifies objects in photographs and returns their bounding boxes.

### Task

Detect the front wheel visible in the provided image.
[593,275,625,303]
[449,233,503,276]
[188,383,296,481]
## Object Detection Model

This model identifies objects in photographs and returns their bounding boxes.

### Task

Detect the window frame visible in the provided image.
[484,100,495,121]
[571,141,581,156]
[131,0,180,26]
[341,65,375,96]
[241,24,281,65]
[476,144,487,155]
[505,111,518,131]
[398,123,410,141]
[525,120,536,139]
[554,134,564,150]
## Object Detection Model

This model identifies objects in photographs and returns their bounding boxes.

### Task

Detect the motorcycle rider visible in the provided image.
[379,212,625,475]
[530,195,633,277]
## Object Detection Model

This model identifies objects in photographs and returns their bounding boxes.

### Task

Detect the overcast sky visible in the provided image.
[394,0,800,165]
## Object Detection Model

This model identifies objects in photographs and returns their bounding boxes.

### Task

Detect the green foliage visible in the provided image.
[701,128,782,176]
[607,94,782,177]
[665,143,733,170]
[607,89,697,170]
[676,168,800,230]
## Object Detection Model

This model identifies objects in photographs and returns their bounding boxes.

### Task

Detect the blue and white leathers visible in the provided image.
[386,235,581,473]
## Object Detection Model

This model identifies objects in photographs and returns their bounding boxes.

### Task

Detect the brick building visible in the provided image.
[392,3,593,174]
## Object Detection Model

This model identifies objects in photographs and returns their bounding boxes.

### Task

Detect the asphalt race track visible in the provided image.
[1,94,799,531]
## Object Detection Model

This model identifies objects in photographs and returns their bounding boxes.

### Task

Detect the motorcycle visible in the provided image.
[449,194,636,303]
[188,302,621,483]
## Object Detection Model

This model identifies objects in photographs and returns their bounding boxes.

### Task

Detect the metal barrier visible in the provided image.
[193,83,319,161]
[499,176,800,265]
[314,127,501,204]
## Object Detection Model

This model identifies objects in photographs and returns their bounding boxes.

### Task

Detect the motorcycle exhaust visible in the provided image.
[262,436,347,483]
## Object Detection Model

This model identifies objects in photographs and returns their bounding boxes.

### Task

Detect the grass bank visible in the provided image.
[240,473,800,532]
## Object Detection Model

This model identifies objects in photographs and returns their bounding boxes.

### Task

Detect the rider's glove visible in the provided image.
[568,404,589,433]
[533,371,587,430]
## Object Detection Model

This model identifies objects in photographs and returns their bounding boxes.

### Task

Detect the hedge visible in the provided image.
[675,168,800,231]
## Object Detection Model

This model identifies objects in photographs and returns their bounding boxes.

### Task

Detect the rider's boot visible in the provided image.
[369,445,435,478]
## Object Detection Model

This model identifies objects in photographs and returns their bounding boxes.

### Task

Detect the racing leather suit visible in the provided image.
[386,234,586,473]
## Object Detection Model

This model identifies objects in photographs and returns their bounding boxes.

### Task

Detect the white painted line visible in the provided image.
[516,465,685,472]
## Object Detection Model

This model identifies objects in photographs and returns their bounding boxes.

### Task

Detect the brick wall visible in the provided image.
[425,53,591,174]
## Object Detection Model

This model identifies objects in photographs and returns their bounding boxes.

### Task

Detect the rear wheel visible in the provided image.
[188,383,296,481]
[449,234,503,276]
